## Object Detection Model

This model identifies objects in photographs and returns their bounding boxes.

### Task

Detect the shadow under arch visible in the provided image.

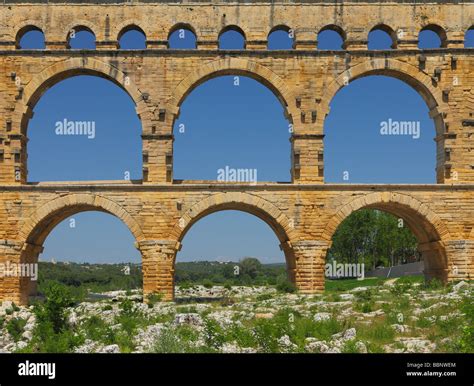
[18,193,145,302]
[167,57,296,122]
[322,192,450,282]
[170,192,297,283]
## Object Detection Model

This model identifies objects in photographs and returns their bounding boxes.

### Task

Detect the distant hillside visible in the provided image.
[37,258,288,295]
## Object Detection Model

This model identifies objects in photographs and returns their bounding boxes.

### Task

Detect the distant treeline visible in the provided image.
[37,258,289,295]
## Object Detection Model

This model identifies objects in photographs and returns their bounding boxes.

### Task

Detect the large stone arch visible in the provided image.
[322,191,451,282]
[169,192,297,286]
[13,58,150,182]
[16,57,147,132]
[20,193,145,246]
[320,58,446,122]
[167,57,298,121]
[170,192,296,245]
[17,193,144,303]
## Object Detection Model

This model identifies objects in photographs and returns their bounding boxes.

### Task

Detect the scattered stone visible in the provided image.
[173,313,203,327]
[313,312,331,322]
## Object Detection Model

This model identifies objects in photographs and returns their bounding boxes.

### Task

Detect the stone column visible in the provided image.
[443,240,474,282]
[294,30,316,50]
[292,134,324,183]
[292,240,331,294]
[343,30,368,50]
[0,240,23,304]
[137,239,179,301]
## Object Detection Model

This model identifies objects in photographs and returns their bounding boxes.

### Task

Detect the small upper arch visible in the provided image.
[66,25,96,49]
[118,24,147,49]
[16,25,45,49]
[368,24,398,49]
[218,25,246,49]
[267,25,294,49]
[168,23,197,49]
[418,24,448,48]
[317,24,346,50]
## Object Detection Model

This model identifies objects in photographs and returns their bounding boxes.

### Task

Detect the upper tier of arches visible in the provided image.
[13,23,474,50]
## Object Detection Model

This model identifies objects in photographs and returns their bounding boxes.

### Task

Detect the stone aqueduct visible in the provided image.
[0,0,472,304]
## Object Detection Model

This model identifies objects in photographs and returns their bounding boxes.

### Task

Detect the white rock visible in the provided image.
[277,335,297,352]
[355,341,367,353]
[452,281,468,292]
[342,328,357,341]
[21,330,32,341]
[101,344,120,353]
[174,313,204,327]
[313,312,331,322]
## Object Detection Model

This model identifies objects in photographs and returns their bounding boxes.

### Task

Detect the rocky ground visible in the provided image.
[0,279,472,353]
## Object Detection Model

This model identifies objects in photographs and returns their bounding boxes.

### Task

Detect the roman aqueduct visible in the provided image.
[0,0,473,303]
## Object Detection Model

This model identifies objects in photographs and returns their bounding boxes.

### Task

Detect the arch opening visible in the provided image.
[218,26,245,49]
[20,201,143,303]
[465,26,474,48]
[324,74,439,184]
[173,74,291,182]
[267,25,294,50]
[67,26,96,49]
[168,24,197,49]
[16,26,45,49]
[318,25,345,50]
[368,25,397,49]
[26,74,142,182]
[175,207,295,298]
[326,201,448,284]
[118,25,146,49]
[418,25,447,49]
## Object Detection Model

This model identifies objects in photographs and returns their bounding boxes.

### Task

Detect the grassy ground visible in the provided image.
[7,276,471,354]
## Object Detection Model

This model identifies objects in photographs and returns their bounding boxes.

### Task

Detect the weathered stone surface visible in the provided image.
[0,1,472,304]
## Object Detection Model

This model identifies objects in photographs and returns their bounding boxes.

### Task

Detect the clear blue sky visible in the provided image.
[19,26,473,263]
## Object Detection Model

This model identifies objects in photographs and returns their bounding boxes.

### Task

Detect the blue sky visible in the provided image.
[19,26,473,263]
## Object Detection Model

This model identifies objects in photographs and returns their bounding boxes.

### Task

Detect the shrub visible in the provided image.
[276,279,297,294]
[202,279,213,289]
[147,292,163,307]
[34,281,74,334]
[6,318,27,342]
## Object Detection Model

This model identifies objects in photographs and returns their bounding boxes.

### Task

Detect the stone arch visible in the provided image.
[218,25,246,48]
[321,58,445,118]
[15,57,147,135]
[368,24,398,48]
[15,25,45,49]
[167,23,198,44]
[169,192,298,292]
[317,24,347,47]
[171,192,296,244]
[167,57,297,120]
[64,21,101,43]
[115,21,149,43]
[16,193,144,303]
[320,58,448,183]
[322,192,450,242]
[20,193,145,246]
[419,23,448,48]
[322,192,451,282]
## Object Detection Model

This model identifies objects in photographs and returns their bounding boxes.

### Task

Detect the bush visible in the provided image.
[276,279,297,294]
[147,292,163,307]
[6,318,27,342]
[34,281,74,334]
[202,279,213,289]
